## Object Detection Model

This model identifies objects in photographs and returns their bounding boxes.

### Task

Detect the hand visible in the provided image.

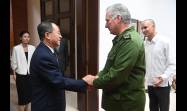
[13,74,16,81]
[13,71,16,81]
[153,76,163,87]
[82,75,97,86]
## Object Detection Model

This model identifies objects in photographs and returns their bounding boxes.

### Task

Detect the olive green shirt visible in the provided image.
[93,26,146,111]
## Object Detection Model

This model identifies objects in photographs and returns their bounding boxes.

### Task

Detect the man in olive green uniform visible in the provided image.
[86,3,146,111]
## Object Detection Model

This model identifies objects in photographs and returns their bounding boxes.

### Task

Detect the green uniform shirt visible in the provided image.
[93,26,146,111]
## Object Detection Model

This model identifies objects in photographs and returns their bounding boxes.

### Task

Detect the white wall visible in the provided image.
[99,0,176,110]
[27,0,41,47]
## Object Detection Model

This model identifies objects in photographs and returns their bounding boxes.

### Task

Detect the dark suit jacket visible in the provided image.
[30,42,87,111]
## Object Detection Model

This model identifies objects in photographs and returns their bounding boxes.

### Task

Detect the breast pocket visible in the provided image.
[105,52,117,68]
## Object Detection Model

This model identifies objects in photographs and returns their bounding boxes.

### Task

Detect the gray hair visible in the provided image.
[106,3,131,24]
[37,21,53,41]
[142,19,156,27]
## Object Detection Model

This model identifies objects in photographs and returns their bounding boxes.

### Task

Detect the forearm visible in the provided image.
[13,70,16,75]
[12,70,16,80]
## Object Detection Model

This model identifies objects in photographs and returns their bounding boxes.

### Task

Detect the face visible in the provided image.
[20,33,30,44]
[48,23,62,48]
[105,12,120,35]
[141,21,155,38]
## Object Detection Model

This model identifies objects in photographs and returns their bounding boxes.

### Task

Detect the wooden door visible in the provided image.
[76,0,99,111]
[41,0,75,78]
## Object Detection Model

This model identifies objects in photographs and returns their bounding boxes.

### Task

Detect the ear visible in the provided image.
[44,32,51,40]
[117,15,122,20]
[116,15,122,23]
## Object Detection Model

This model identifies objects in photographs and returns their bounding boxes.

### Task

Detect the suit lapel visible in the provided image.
[19,44,27,64]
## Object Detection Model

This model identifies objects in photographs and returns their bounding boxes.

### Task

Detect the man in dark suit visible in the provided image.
[30,21,94,111]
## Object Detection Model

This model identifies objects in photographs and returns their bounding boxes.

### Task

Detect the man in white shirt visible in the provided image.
[141,19,176,111]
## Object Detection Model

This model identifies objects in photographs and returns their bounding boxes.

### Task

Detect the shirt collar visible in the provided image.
[43,42,55,53]
[145,33,159,44]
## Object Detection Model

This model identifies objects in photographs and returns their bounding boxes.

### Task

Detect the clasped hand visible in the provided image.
[82,75,98,86]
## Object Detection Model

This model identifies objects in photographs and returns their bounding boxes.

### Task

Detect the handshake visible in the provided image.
[82,75,98,86]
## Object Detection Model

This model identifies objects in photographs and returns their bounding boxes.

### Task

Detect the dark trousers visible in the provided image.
[148,85,170,111]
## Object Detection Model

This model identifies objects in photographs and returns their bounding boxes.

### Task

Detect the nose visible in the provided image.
[59,34,63,39]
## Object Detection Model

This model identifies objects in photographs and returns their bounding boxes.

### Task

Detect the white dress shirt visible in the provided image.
[11,44,35,75]
[144,33,176,87]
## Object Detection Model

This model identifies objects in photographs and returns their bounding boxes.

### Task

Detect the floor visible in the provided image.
[10,75,176,111]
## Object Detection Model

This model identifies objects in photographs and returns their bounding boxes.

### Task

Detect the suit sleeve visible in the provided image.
[35,55,87,92]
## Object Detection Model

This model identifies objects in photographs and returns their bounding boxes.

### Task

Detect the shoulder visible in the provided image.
[28,44,36,49]
[122,31,143,47]
[122,33,131,41]
[122,29,141,40]
[32,48,55,66]
[157,36,171,49]
[157,34,171,44]
[28,44,35,47]
[34,44,51,57]
[14,44,21,48]
[12,44,21,50]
